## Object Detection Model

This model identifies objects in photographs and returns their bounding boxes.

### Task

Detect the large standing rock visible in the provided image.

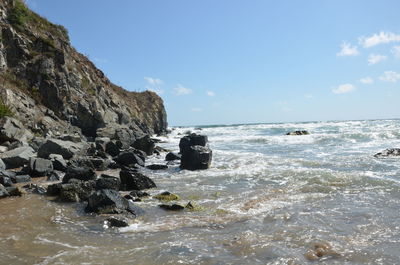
[0,146,35,169]
[0,117,33,144]
[179,134,212,170]
[38,139,88,159]
[119,170,156,191]
[133,135,155,156]
[116,151,145,167]
[85,189,144,215]
[374,148,400,158]
[62,166,97,183]
[28,158,53,177]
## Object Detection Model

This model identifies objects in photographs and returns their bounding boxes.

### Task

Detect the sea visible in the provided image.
[1,119,400,265]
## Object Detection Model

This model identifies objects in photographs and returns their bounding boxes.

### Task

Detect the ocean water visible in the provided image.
[1,119,400,265]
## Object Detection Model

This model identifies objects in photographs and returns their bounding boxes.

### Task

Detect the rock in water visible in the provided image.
[133,135,155,156]
[96,175,121,190]
[119,170,156,191]
[286,130,310,135]
[374,148,400,158]
[116,151,145,167]
[0,146,35,169]
[0,184,10,198]
[179,134,212,170]
[165,152,181,161]
[106,216,129,228]
[86,189,144,215]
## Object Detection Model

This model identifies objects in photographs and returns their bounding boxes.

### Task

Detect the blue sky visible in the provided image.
[26,0,400,126]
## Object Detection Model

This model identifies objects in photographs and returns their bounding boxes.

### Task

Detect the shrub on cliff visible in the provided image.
[0,98,13,118]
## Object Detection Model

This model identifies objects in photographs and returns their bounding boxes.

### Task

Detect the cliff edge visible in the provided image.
[0,0,167,139]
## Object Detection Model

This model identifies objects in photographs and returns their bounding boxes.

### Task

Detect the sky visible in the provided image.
[26,0,400,126]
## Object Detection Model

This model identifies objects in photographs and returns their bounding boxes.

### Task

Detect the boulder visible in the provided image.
[179,133,208,152]
[10,174,31,183]
[95,137,110,152]
[96,174,121,190]
[49,154,67,172]
[85,189,144,215]
[23,183,47,195]
[105,141,120,157]
[0,184,10,198]
[58,180,96,202]
[146,164,168,170]
[29,137,46,152]
[374,148,400,158]
[0,172,13,187]
[6,186,24,196]
[62,166,97,183]
[28,158,53,177]
[165,152,181,161]
[119,170,156,191]
[153,191,179,202]
[116,151,145,167]
[47,171,62,181]
[38,139,88,159]
[0,117,33,144]
[133,135,155,156]
[129,190,150,198]
[69,156,111,171]
[0,159,5,170]
[286,130,310,135]
[180,146,212,170]
[0,146,35,169]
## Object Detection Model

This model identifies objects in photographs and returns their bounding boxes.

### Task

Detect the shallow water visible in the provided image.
[1,119,400,264]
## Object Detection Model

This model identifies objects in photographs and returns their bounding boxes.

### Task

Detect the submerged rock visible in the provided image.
[374,148,400,158]
[165,152,181,161]
[153,191,179,202]
[286,130,310,135]
[146,164,168,170]
[159,204,185,211]
[106,216,129,228]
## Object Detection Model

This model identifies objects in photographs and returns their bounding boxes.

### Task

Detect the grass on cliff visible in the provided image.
[8,0,69,42]
[0,98,13,118]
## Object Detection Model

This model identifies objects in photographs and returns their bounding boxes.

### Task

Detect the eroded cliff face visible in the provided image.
[0,0,167,139]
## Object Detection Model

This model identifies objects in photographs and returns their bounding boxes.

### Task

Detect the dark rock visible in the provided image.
[179,133,208,152]
[49,154,67,172]
[86,189,144,215]
[46,183,63,196]
[180,146,212,170]
[96,174,121,190]
[95,137,110,152]
[129,190,150,198]
[28,157,53,177]
[165,152,181,161]
[0,174,13,187]
[29,137,46,152]
[11,174,31,183]
[159,204,185,211]
[0,146,35,169]
[374,148,400,158]
[286,130,310,135]
[58,180,96,202]
[47,171,62,181]
[106,216,129,228]
[116,151,145,167]
[105,141,120,157]
[146,164,168,170]
[59,134,82,143]
[119,170,156,191]
[62,166,97,183]
[0,184,10,198]
[38,139,88,159]
[23,183,47,195]
[69,156,110,171]
[133,135,155,156]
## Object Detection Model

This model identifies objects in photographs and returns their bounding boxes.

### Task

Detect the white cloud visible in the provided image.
[392,46,400,58]
[206,91,215,97]
[144,76,164,94]
[379,71,400,83]
[337,42,359,56]
[360,77,374,84]
[304,94,313,99]
[173,84,192,95]
[359,31,400,48]
[191,107,202,112]
[332,83,356,94]
[367,54,387,65]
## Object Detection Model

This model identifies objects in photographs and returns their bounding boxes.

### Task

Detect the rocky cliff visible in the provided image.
[0,0,167,139]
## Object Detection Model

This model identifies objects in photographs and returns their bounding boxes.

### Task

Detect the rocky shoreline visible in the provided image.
[0,122,212,227]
